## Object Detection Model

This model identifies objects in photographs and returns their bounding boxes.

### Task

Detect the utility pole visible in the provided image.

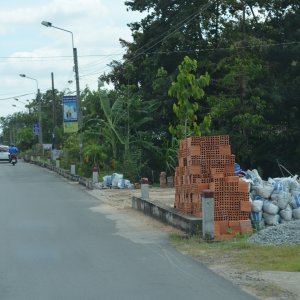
[37,88,43,145]
[73,48,82,132]
[51,72,56,149]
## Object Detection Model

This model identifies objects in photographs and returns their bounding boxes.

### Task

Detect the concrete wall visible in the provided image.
[132,196,202,235]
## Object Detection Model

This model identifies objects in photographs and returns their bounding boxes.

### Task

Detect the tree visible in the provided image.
[168,56,211,140]
[17,128,36,150]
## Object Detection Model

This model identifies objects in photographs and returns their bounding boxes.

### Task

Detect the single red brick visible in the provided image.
[240,201,252,212]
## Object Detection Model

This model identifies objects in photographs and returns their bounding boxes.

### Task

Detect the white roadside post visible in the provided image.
[140,178,149,200]
[202,190,215,241]
[71,164,76,175]
[56,159,60,168]
[92,166,98,183]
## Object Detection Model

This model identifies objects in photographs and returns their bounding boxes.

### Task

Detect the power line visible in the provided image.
[0,92,36,101]
[79,2,215,78]
[78,40,300,78]
[0,53,123,60]
[127,2,214,63]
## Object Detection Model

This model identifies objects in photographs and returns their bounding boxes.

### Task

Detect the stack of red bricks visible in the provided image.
[174,135,253,240]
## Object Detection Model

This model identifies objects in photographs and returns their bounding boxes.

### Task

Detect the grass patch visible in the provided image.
[169,233,300,272]
[234,245,300,272]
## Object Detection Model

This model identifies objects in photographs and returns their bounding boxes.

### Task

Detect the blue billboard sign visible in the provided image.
[62,96,78,133]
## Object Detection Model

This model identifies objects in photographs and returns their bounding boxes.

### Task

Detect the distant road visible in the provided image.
[0,161,257,300]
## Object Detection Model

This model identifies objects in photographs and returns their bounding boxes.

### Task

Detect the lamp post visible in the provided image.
[41,21,82,132]
[19,74,42,144]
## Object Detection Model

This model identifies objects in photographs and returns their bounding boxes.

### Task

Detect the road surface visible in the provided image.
[0,161,257,300]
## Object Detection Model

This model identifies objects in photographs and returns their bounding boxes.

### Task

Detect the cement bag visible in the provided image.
[288,177,300,191]
[290,180,300,196]
[290,194,300,209]
[291,189,300,197]
[279,204,292,221]
[270,178,290,192]
[263,201,279,215]
[117,179,133,189]
[111,173,123,187]
[270,191,291,210]
[292,208,300,220]
[251,211,262,222]
[251,200,264,212]
[247,169,263,186]
[263,212,280,226]
[252,182,274,199]
[103,175,112,187]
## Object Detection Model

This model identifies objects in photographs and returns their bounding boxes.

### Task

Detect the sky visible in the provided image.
[0,0,143,119]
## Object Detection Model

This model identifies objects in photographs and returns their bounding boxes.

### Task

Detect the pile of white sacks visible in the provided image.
[245,170,300,229]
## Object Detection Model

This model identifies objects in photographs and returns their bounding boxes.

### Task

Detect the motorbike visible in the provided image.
[10,154,18,166]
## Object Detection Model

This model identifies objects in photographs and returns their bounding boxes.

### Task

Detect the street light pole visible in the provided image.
[41,21,82,132]
[19,74,42,145]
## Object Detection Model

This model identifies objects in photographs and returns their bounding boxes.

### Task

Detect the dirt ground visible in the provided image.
[88,186,300,300]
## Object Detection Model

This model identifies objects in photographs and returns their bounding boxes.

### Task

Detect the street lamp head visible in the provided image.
[41,21,52,27]
[19,74,26,77]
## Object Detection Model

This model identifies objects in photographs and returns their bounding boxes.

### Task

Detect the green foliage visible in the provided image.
[63,134,80,163]
[16,128,36,150]
[82,143,107,168]
[164,137,179,176]
[168,56,211,139]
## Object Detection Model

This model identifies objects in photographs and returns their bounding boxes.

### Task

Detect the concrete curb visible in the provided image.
[132,196,202,235]
[28,159,94,190]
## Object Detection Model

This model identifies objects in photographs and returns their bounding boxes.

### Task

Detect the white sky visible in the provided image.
[0,0,143,118]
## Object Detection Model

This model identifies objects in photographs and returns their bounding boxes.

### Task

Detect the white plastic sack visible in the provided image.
[117,179,133,189]
[251,211,263,222]
[103,175,112,187]
[251,200,264,212]
[288,177,300,191]
[247,169,263,186]
[272,177,300,191]
[279,204,292,221]
[263,201,279,215]
[252,182,274,199]
[111,173,123,187]
[263,212,280,226]
[270,190,291,210]
[271,177,292,192]
[290,194,300,209]
[292,208,300,220]
[291,189,300,197]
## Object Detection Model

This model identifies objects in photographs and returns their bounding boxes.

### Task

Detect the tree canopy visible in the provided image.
[1,0,299,179]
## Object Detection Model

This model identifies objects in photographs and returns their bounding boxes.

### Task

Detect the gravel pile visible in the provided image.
[248,220,300,246]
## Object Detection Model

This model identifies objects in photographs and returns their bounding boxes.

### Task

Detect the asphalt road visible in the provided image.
[0,161,257,300]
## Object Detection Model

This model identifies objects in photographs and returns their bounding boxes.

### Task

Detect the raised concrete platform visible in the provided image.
[132,196,202,235]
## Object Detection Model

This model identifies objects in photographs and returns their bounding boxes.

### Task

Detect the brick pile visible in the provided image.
[174,135,253,240]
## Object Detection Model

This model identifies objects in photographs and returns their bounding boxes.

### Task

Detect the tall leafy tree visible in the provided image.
[168,56,211,139]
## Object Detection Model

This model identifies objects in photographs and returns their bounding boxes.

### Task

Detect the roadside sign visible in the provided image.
[63,96,78,133]
[33,123,40,136]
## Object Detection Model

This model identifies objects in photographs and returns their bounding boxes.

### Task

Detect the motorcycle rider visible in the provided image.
[9,144,18,162]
